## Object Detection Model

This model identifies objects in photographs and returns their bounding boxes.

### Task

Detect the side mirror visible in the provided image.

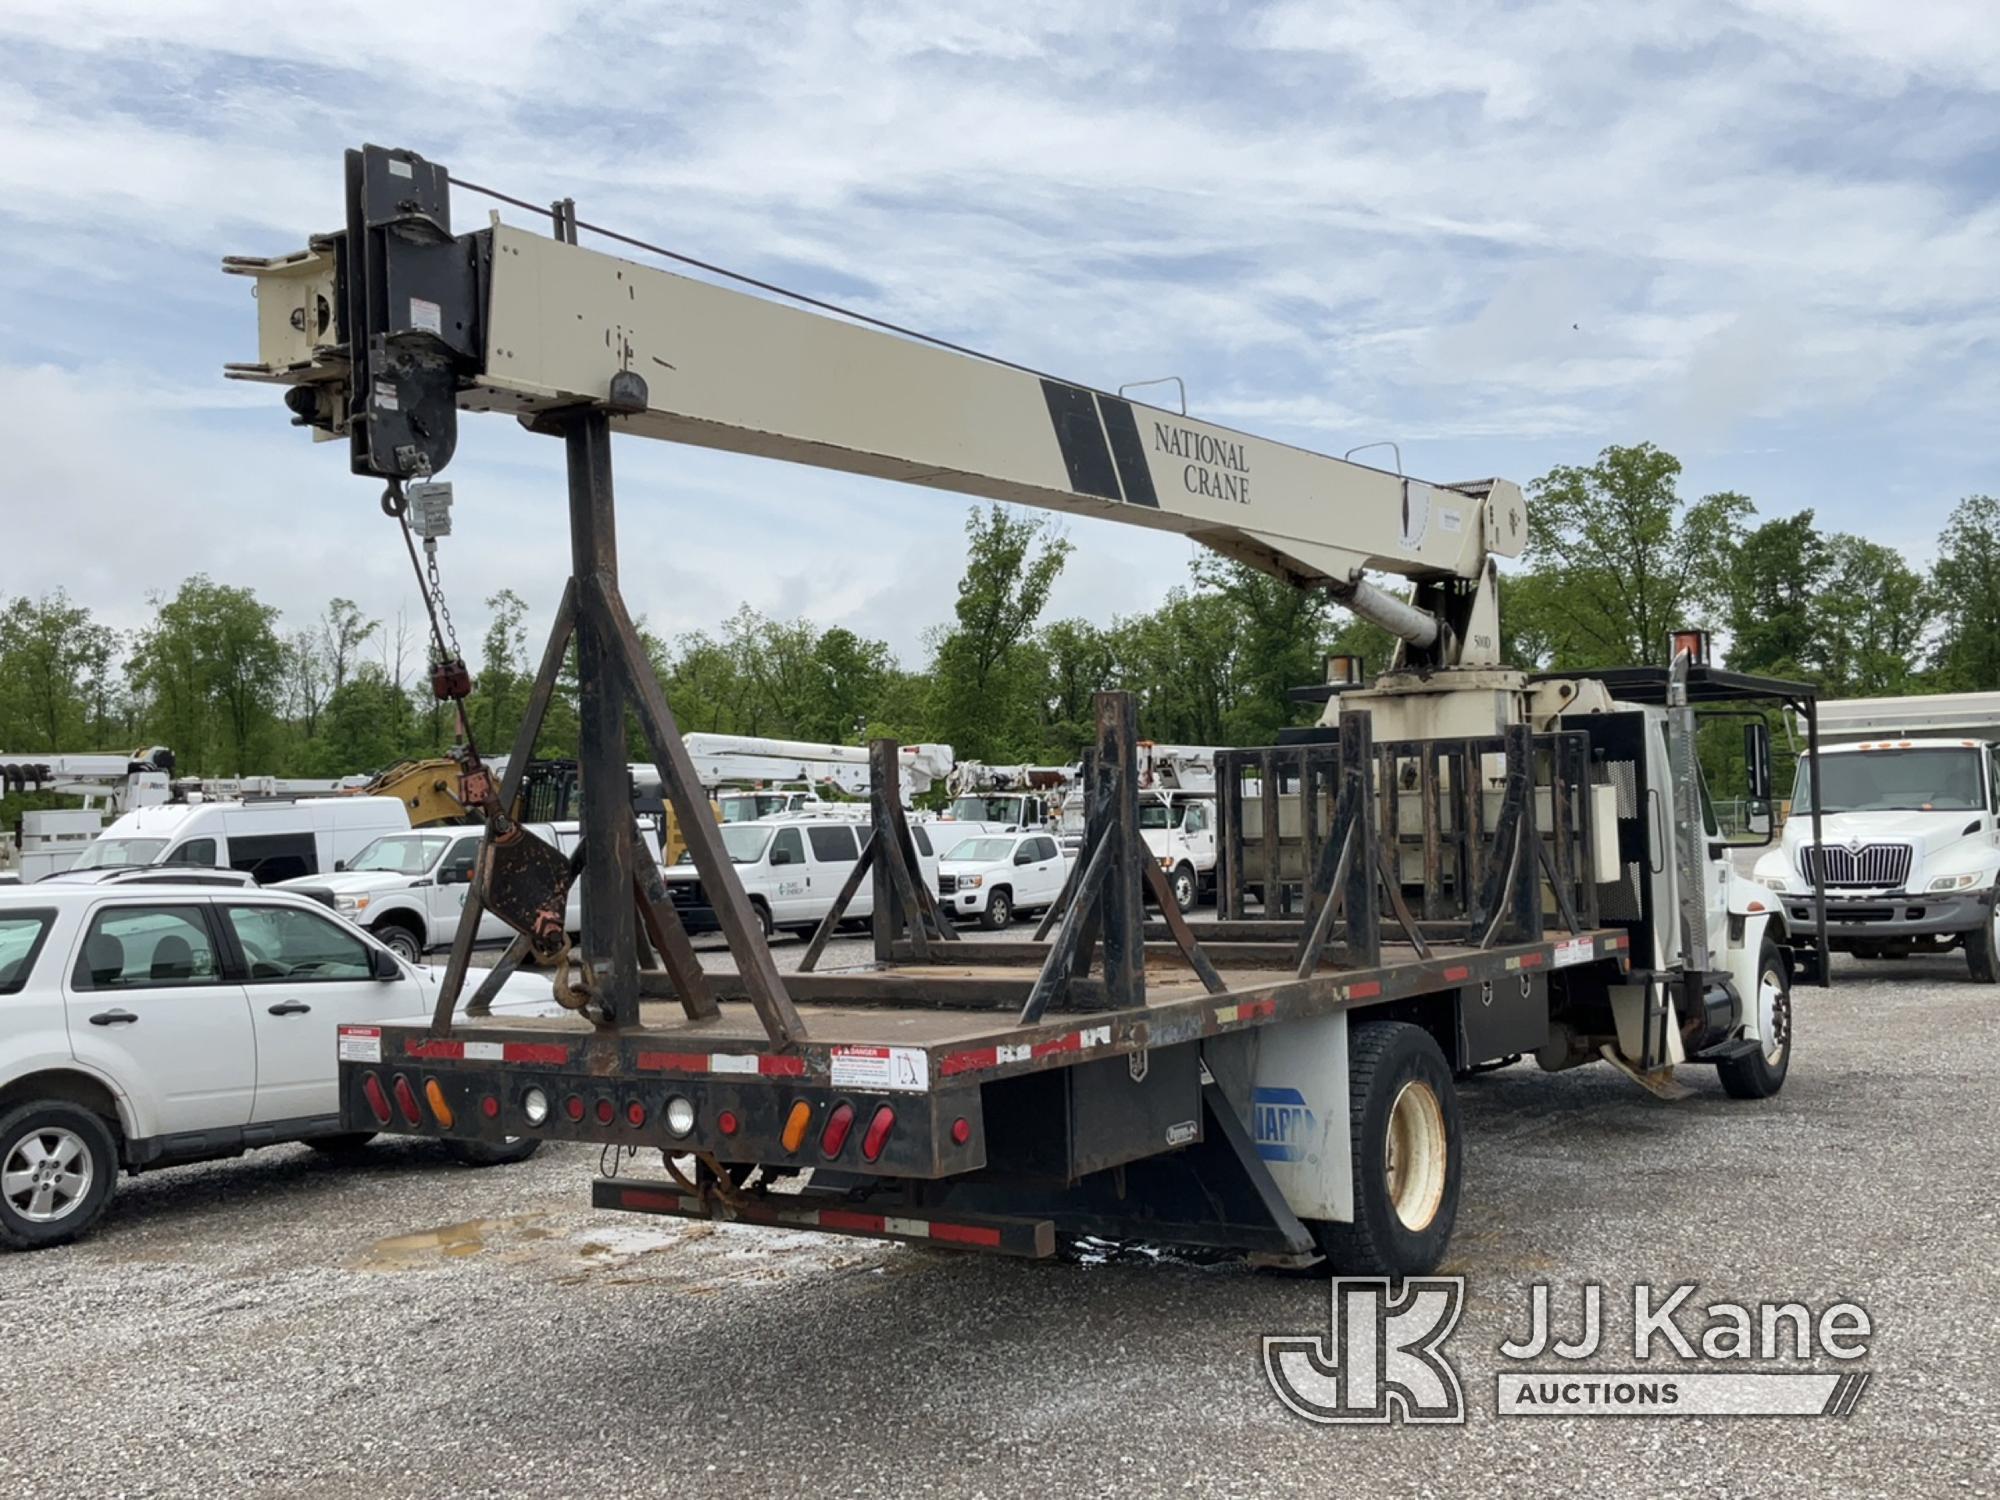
[1746,801,1774,838]
[334,859,346,872]
[1014,849,1035,866]
[371,945,401,980]
[1744,720,1773,802]
[771,847,795,867]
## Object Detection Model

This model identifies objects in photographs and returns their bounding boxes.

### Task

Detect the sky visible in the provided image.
[0,0,1993,671]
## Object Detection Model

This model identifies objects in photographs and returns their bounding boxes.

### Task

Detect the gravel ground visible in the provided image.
[2,932,1994,1498]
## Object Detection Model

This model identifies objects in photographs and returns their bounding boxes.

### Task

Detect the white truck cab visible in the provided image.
[1754,716,2000,979]
[932,790,1057,836]
[662,816,944,939]
[936,831,1068,929]
[50,797,410,886]
[1058,787,1217,912]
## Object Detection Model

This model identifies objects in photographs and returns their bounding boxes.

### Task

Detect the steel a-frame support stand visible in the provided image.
[427,405,805,1046]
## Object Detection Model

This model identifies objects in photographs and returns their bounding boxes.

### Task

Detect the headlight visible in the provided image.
[522,1087,550,1126]
[1927,872,1983,892]
[963,874,983,889]
[1757,875,1791,893]
[1160,857,1175,870]
[664,1095,696,1137]
[336,893,362,911]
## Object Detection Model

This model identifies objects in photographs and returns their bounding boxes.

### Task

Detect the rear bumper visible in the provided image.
[1783,888,1992,938]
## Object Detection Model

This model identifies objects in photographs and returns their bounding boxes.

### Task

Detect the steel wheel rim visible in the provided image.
[1759,967,1789,1066]
[3,1127,94,1224]
[1384,1080,1447,1232]
[1175,870,1194,906]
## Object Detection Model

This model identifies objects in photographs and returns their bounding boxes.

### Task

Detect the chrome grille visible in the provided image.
[1800,843,1912,889]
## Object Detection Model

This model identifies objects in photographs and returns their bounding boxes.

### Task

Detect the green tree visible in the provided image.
[1188,554,1333,741]
[1038,617,1116,756]
[0,591,119,751]
[1725,510,1831,679]
[1820,536,1931,697]
[1524,442,1750,667]
[129,576,284,773]
[929,506,1072,759]
[1931,495,2000,690]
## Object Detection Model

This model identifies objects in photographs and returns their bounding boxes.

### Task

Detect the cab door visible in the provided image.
[1181,800,1217,877]
[63,899,256,1136]
[423,834,481,948]
[219,900,417,1124]
[765,827,811,922]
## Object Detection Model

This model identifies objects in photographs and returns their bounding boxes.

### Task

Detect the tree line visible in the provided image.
[0,443,1992,795]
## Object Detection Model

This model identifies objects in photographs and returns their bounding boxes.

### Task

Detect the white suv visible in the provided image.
[0,883,558,1250]
[937,833,1068,929]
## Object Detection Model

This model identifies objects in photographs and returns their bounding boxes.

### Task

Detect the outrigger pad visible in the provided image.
[478,826,576,959]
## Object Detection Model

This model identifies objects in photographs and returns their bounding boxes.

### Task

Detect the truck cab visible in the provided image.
[1755,734,2000,978]
[1060,786,1216,911]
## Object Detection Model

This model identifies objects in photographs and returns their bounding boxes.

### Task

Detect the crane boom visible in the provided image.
[224,146,1523,666]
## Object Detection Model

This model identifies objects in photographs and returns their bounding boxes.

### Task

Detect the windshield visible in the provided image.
[719,794,791,823]
[948,796,1022,823]
[944,837,1015,862]
[1139,802,1173,830]
[1794,748,1986,813]
[70,837,166,871]
[689,825,774,865]
[346,834,450,874]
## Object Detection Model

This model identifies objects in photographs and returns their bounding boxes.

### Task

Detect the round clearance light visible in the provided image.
[950,1117,971,1146]
[564,1094,586,1123]
[522,1088,551,1126]
[626,1101,647,1128]
[480,1096,500,1120]
[717,1110,739,1137]
[594,1097,615,1126]
[664,1096,696,1137]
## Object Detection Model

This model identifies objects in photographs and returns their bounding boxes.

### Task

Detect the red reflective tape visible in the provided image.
[405,1039,464,1060]
[503,1042,569,1066]
[1031,1033,1082,1060]
[941,1048,997,1077]
[637,1050,710,1073]
[1442,965,1471,982]
[818,1209,885,1234]
[757,1054,807,1077]
[1519,952,1546,969]
[1237,999,1277,1022]
[1608,933,1629,949]
[1348,981,1383,1000]
[929,1221,1004,1248]
[620,1187,688,1213]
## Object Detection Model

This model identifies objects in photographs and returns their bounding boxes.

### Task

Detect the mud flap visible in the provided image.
[1206,1012,1355,1224]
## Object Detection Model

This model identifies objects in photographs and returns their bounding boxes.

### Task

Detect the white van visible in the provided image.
[48,798,410,887]
[662,816,943,939]
[275,820,663,963]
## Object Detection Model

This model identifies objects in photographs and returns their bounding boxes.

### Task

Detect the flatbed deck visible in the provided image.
[354,929,1629,1098]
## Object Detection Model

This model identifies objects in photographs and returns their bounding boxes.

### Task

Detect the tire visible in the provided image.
[0,1101,119,1251]
[442,1136,540,1167]
[979,888,1014,930]
[1171,863,1198,914]
[1718,940,1792,1099]
[1964,894,2000,984]
[750,899,774,940]
[1310,1021,1462,1278]
[374,920,424,964]
[305,1132,378,1156]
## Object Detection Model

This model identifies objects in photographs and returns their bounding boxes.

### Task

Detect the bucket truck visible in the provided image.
[222,145,1821,1277]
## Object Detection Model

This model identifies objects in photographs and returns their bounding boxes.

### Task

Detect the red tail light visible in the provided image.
[717,1110,739,1136]
[390,1075,421,1127]
[360,1073,392,1126]
[480,1096,500,1119]
[820,1102,856,1157]
[950,1117,971,1146]
[861,1105,896,1163]
[626,1101,647,1128]
[595,1098,615,1126]
[564,1094,586,1122]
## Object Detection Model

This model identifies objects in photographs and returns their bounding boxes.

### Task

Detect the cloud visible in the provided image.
[0,0,1993,677]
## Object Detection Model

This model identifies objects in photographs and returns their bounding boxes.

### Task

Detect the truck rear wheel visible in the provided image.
[1964,895,2000,984]
[1312,1021,1462,1278]
[1718,940,1792,1099]
[1171,863,1197,913]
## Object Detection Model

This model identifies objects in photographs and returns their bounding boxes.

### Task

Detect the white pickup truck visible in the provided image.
[1754,692,2000,980]
[661,817,944,939]
[1056,786,1217,911]
[0,882,562,1249]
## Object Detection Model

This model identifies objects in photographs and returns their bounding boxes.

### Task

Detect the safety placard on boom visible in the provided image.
[829,1045,931,1093]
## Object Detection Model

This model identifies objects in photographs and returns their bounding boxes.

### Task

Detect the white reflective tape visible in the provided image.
[1080,1026,1112,1048]
[996,1043,1031,1064]
[883,1216,928,1237]
[462,1041,503,1061]
[708,1053,760,1075]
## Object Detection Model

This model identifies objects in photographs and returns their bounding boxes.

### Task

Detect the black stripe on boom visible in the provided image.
[1041,379,1121,501]
[1094,396,1158,508]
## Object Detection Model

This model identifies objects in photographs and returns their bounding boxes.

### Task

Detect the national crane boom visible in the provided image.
[225,146,1523,673]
